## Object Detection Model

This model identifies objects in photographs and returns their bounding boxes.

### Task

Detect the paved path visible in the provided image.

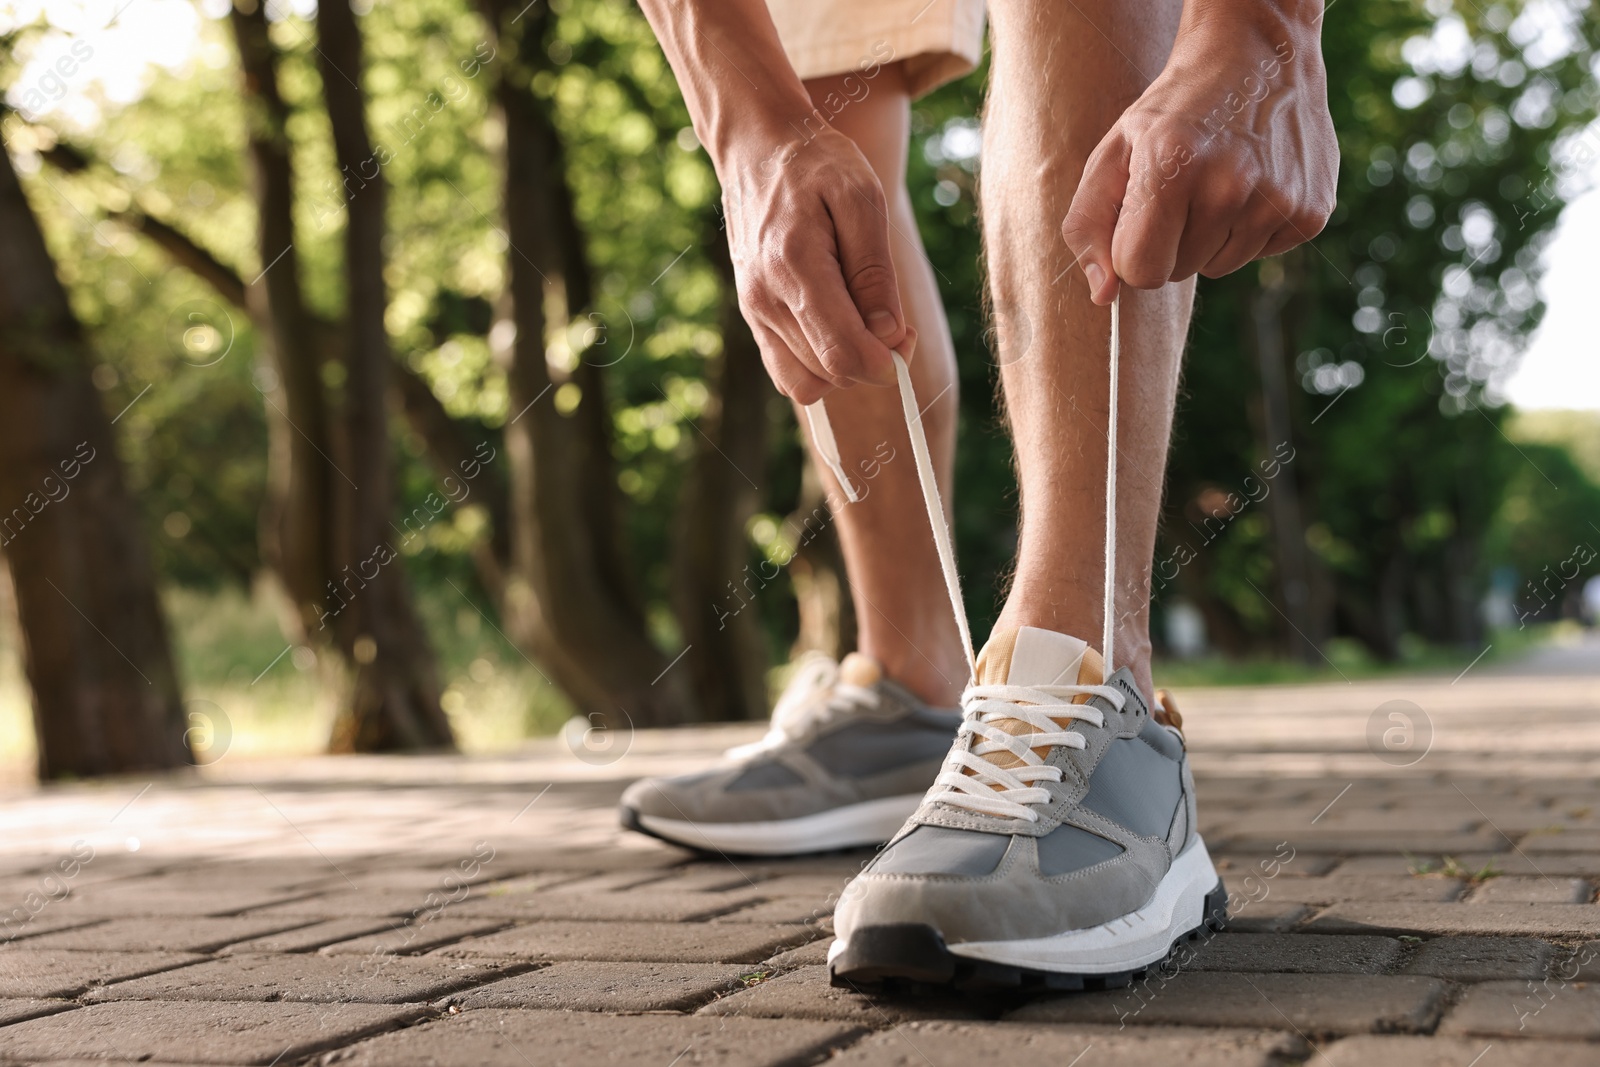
[0,658,1596,1066]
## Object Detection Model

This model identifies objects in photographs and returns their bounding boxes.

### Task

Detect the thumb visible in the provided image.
[1062,129,1131,306]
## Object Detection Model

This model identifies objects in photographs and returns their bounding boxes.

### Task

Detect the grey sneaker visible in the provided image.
[619,652,962,856]
[828,626,1226,990]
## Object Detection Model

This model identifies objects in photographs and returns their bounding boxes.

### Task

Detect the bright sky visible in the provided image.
[3,0,1598,412]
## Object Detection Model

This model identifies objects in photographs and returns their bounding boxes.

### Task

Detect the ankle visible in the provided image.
[863,647,965,707]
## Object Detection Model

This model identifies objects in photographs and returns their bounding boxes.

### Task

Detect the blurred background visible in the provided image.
[0,0,1596,780]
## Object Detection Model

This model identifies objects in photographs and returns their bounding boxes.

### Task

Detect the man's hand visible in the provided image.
[1062,3,1339,304]
[723,124,909,405]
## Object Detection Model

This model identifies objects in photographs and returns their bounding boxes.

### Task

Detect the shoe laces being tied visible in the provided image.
[803,297,1129,825]
[724,652,882,759]
[932,648,1126,822]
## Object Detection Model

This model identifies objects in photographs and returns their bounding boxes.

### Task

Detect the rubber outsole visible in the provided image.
[827,878,1229,993]
[618,799,912,859]
[618,804,871,859]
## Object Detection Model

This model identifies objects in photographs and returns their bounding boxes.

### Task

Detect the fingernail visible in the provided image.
[866,311,898,340]
[1085,262,1105,294]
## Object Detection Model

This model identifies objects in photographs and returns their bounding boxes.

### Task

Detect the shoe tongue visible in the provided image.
[969,626,1105,776]
[838,652,883,688]
[977,627,1103,687]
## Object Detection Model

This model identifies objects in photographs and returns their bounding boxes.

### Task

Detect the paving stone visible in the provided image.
[481,871,669,896]
[826,1021,1303,1067]
[318,918,511,956]
[701,965,987,1023]
[1008,972,1446,1035]
[710,897,834,924]
[429,920,818,963]
[1517,829,1600,852]
[766,936,833,967]
[1336,852,1600,878]
[0,914,108,944]
[1400,936,1556,981]
[248,887,497,919]
[448,961,747,1012]
[653,869,767,892]
[115,862,333,892]
[1307,902,1600,939]
[0,949,205,997]
[0,999,426,1064]
[0,999,75,1024]
[1466,875,1592,902]
[1319,1035,1600,1066]
[332,1008,856,1067]
[1568,939,1600,978]
[743,873,856,897]
[1222,832,1503,854]
[1247,875,1464,904]
[453,888,764,922]
[19,916,315,953]
[1212,853,1341,878]
[1220,901,1309,933]
[60,888,316,917]
[298,865,521,894]
[220,918,398,954]
[1182,933,1405,974]
[84,953,522,1004]
[1440,979,1600,1039]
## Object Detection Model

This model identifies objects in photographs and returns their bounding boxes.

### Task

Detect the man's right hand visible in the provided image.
[723,124,910,405]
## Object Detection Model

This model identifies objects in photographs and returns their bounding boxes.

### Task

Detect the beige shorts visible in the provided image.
[764,0,985,100]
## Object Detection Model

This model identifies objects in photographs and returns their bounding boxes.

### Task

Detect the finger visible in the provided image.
[1062,128,1131,306]
[1198,224,1272,279]
[1111,138,1191,291]
[1200,200,1280,278]
[1258,223,1308,260]
[751,319,835,405]
[1257,187,1334,257]
[895,325,918,363]
[1174,170,1260,281]
[1170,218,1232,283]
[828,180,908,369]
[768,302,856,392]
[782,246,899,388]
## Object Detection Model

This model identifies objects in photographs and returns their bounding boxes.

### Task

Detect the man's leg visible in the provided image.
[798,65,966,706]
[983,0,1193,696]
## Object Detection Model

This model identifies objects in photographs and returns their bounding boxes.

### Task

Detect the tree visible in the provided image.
[228,0,454,749]
[0,135,191,777]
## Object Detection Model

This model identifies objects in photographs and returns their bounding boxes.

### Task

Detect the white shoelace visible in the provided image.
[802,296,1125,821]
[724,654,881,760]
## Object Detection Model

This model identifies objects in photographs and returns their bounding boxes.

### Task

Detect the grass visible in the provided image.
[1406,854,1502,885]
[0,582,575,768]
[1150,622,1558,688]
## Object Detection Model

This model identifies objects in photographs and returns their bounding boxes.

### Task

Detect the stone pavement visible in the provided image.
[0,646,1596,1066]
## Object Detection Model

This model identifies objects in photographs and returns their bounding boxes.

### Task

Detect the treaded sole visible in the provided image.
[828,878,1229,993]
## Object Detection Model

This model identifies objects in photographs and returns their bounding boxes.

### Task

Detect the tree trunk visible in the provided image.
[670,225,773,721]
[315,0,455,751]
[0,144,190,778]
[229,0,334,639]
[479,0,692,726]
[1249,266,1319,663]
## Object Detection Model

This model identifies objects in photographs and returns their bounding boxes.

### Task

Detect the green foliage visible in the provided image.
[1167,0,1600,655]
[6,0,1597,748]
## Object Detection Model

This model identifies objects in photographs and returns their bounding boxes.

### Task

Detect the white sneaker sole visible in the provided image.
[950,836,1218,973]
[828,835,1222,979]
[631,793,923,856]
